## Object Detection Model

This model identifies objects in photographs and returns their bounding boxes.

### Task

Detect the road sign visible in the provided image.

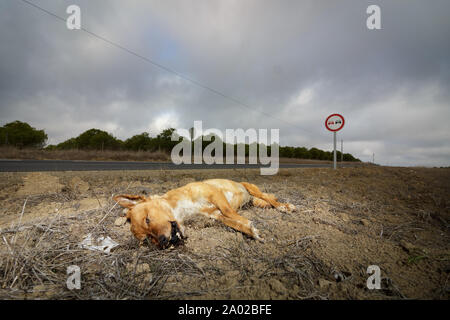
[325,114,345,170]
[325,114,345,132]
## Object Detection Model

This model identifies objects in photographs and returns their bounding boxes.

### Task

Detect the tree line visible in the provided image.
[0,121,360,162]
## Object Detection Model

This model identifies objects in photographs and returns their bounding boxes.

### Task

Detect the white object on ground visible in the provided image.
[79,233,119,253]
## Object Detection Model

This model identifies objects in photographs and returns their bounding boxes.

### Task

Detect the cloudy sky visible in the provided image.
[0,0,449,166]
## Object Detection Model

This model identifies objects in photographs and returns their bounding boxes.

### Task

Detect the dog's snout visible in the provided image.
[158,235,168,248]
[170,221,178,234]
[169,221,184,246]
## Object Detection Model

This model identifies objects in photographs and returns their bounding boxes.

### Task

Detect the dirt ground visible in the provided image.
[0,166,449,300]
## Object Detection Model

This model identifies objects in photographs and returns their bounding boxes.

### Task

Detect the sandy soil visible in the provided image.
[0,166,448,300]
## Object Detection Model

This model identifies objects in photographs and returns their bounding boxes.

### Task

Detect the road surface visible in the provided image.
[0,159,359,172]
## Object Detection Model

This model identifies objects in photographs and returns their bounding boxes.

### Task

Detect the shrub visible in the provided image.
[0,121,47,148]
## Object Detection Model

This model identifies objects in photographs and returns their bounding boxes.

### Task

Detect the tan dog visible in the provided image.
[114,179,296,248]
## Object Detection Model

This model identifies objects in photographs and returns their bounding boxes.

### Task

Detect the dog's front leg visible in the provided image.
[204,189,264,241]
[203,207,264,242]
[219,215,264,242]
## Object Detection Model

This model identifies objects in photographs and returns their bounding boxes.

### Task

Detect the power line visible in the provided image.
[18,0,313,134]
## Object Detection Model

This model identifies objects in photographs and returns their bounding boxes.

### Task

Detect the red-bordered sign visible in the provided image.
[325,114,345,132]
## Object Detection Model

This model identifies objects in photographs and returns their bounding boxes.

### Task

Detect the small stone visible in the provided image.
[114,217,128,226]
[399,240,418,253]
[318,278,334,290]
[69,176,90,193]
[267,278,286,295]
[337,213,350,222]
[360,219,370,226]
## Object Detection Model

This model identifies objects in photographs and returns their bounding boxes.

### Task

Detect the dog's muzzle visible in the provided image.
[169,221,184,246]
[158,222,184,249]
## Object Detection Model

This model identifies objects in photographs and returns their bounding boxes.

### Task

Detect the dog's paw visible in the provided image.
[278,203,297,213]
[287,203,297,212]
[255,235,265,243]
[250,224,265,243]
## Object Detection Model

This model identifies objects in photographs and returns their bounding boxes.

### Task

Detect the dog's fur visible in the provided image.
[114,179,296,248]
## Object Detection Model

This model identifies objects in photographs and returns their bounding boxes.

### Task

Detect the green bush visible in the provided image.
[2,121,361,162]
[0,121,47,148]
[124,132,154,151]
[56,129,123,150]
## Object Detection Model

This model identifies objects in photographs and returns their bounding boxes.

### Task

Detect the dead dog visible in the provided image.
[114,179,296,248]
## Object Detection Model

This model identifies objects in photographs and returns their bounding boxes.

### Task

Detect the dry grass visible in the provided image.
[0,198,208,299]
[0,166,449,300]
[0,147,170,162]
[0,202,329,300]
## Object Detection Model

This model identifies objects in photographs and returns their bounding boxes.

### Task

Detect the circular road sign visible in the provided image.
[325,114,345,132]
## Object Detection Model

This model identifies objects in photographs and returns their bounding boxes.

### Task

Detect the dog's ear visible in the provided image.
[113,194,146,209]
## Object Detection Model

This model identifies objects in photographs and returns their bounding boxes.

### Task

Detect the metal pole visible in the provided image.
[333,132,337,169]
[341,139,343,162]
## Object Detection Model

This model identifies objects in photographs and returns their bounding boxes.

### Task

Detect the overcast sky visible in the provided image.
[1,0,449,166]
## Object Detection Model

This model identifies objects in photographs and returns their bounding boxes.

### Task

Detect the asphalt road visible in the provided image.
[0,159,360,172]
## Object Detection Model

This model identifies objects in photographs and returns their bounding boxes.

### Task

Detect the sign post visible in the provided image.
[325,114,345,170]
[333,131,337,169]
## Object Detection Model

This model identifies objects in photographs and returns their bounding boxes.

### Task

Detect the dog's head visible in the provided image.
[113,194,185,249]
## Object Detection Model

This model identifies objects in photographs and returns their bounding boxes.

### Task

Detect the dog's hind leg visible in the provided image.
[240,182,296,213]
[252,197,271,208]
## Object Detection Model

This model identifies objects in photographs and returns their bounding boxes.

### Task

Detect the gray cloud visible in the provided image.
[0,0,449,166]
